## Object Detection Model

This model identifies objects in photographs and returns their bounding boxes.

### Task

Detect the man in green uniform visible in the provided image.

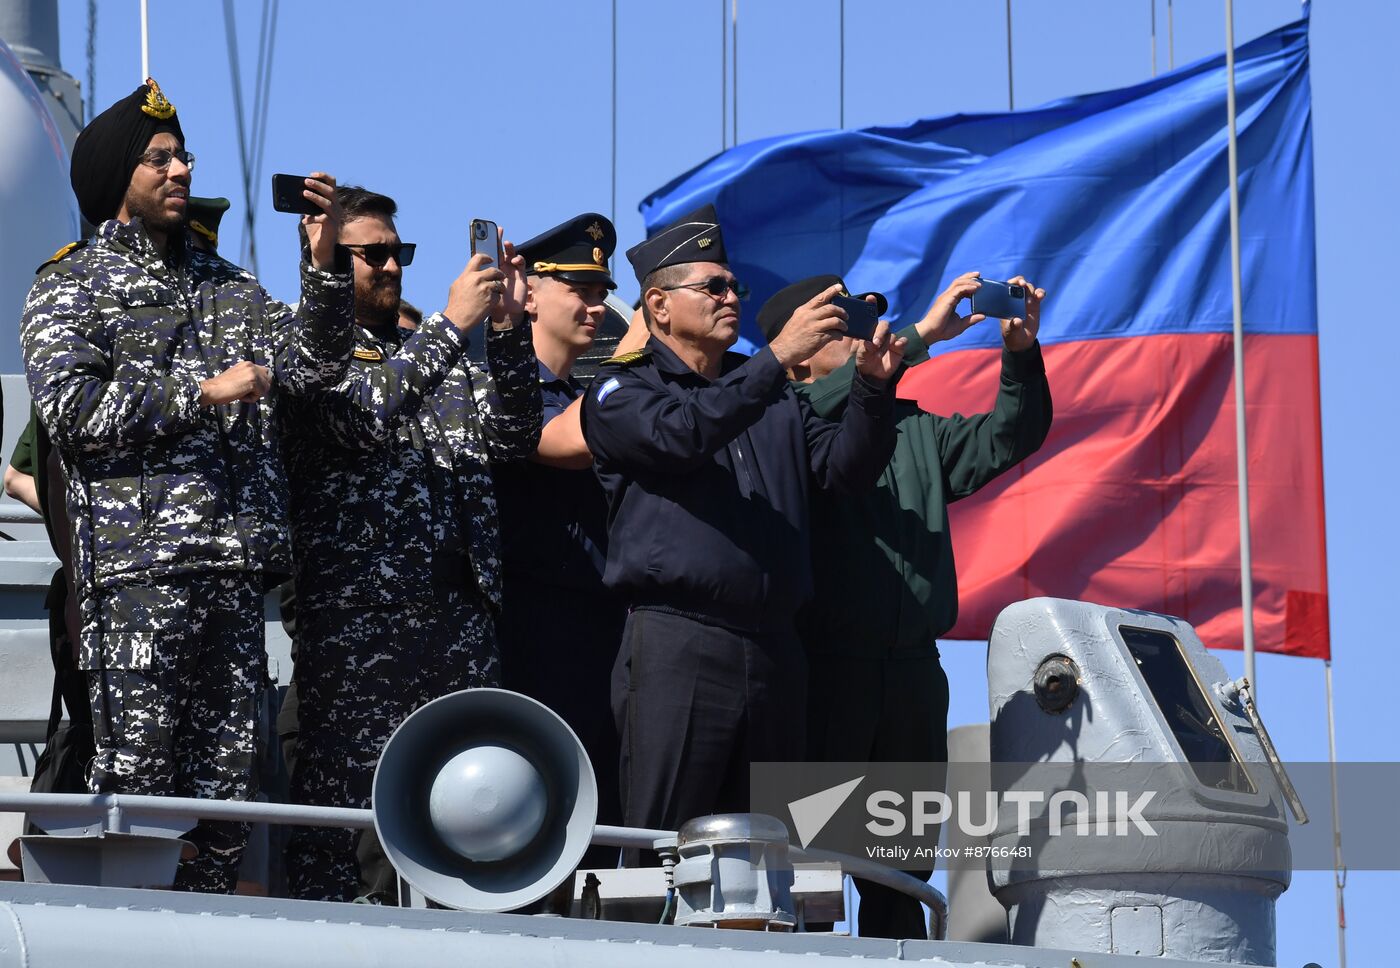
[756,270,1052,940]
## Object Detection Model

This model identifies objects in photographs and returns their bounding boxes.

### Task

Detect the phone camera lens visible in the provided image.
[1009,285,1026,298]
[474,225,485,239]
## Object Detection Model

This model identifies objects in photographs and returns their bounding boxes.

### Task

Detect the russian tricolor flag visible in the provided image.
[641,13,1327,658]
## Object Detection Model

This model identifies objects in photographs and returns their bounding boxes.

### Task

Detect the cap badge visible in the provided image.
[586,221,605,241]
[697,237,712,249]
[141,77,176,119]
[593,247,605,265]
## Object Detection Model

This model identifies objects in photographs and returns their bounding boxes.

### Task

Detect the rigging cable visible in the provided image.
[838,0,844,128]
[249,0,280,214]
[221,0,258,274]
[731,0,738,147]
[1150,0,1157,77]
[610,0,617,226]
[84,0,95,122]
[1005,0,1015,110]
[719,0,726,150]
[1167,0,1174,69]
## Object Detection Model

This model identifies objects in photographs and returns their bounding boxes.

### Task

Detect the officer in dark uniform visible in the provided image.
[580,204,906,848]
[494,213,627,870]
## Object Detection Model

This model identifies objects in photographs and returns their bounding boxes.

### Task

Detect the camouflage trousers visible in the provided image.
[83,571,264,894]
[285,585,499,901]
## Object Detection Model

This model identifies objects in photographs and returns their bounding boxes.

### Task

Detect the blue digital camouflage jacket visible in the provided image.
[281,314,541,615]
[20,218,355,622]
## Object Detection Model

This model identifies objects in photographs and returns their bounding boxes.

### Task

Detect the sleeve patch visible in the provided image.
[595,377,622,404]
[353,347,384,361]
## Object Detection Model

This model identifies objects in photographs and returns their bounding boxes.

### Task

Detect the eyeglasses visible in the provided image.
[343,242,417,268]
[137,147,196,172]
[660,276,750,301]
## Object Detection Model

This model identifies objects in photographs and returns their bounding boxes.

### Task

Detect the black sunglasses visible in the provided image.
[343,242,416,268]
[660,275,750,301]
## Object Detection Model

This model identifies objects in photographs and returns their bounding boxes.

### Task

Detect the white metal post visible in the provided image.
[139,0,149,79]
[1223,0,1257,692]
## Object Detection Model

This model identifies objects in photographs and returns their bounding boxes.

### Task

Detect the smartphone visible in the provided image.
[971,279,1027,320]
[470,218,503,266]
[271,173,321,216]
[831,293,881,341]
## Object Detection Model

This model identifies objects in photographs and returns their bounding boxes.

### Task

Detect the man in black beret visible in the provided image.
[580,204,905,851]
[493,212,628,873]
[21,77,355,894]
[763,270,1052,939]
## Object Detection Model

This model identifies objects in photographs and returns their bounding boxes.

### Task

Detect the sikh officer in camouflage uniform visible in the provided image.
[281,186,541,902]
[19,78,355,894]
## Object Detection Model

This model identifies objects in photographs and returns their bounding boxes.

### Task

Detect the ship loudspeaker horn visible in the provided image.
[372,687,598,912]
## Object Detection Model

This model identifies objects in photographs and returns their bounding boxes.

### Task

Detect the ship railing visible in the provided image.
[0,790,948,938]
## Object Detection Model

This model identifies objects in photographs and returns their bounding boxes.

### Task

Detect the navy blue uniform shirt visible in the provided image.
[494,360,610,590]
[581,336,898,628]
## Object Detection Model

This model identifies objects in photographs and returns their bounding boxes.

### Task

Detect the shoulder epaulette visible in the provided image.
[601,349,649,368]
[35,240,88,274]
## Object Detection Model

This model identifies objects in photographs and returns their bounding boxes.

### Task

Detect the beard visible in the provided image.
[356,275,402,329]
[124,187,185,236]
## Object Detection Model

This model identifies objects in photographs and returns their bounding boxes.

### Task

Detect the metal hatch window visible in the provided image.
[1119,626,1256,794]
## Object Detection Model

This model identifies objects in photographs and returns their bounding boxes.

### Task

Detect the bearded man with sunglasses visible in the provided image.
[580,204,904,847]
[279,185,541,901]
[20,79,355,894]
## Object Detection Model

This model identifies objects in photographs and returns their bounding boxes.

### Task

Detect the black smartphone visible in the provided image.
[271,173,321,216]
[971,279,1027,320]
[470,218,503,266]
[831,293,881,341]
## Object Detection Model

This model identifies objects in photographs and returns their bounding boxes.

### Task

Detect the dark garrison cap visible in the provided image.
[187,196,230,249]
[517,212,617,289]
[70,77,185,226]
[625,203,728,286]
[756,274,890,344]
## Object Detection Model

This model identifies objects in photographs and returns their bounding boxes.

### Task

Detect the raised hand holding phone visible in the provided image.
[271,172,343,270]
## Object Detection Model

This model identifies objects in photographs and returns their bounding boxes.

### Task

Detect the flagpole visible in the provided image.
[1223,0,1257,692]
[139,0,149,79]
[1326,660,1348,967]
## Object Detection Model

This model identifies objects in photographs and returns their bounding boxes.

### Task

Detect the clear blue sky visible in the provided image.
[53,1,1397,963]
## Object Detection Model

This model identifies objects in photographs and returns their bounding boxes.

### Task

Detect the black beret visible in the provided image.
[186,196,230,248]
[626,203,728,285]
[518,212,616,289]
[756,274,889,343]
[70,77,185,226]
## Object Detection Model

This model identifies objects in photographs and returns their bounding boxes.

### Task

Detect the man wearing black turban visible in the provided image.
[69,78,185,227]
[20,78,357,894]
